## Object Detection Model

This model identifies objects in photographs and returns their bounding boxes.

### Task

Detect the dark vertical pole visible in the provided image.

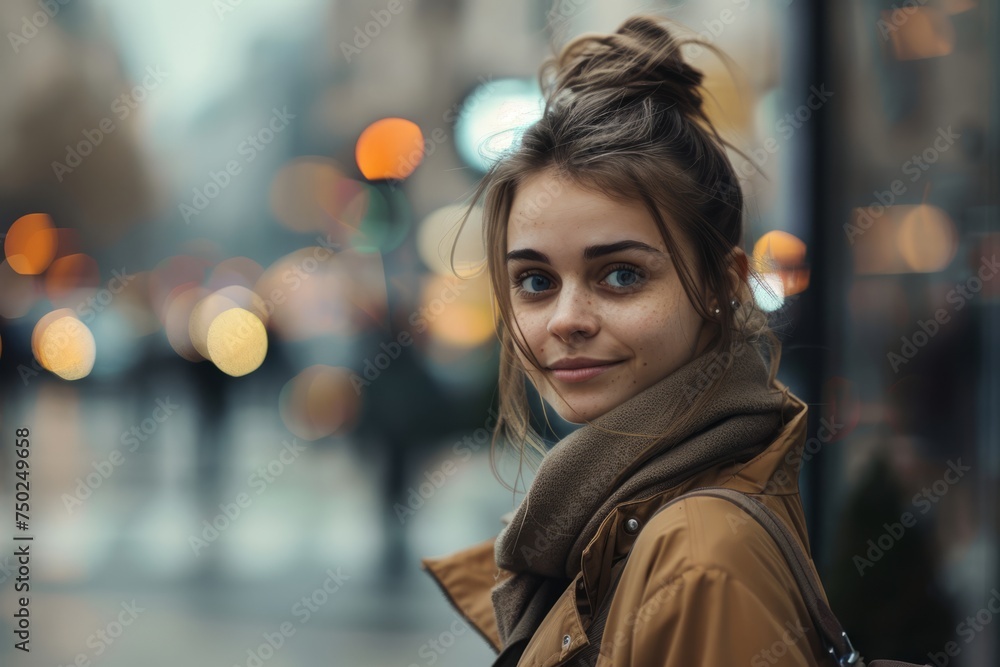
[800,0,834,569]
[982,2,1000,665]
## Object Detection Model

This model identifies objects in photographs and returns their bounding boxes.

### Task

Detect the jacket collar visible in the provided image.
[421,382,810,654]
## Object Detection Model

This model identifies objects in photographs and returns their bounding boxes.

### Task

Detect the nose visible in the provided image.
[546,282,599,343]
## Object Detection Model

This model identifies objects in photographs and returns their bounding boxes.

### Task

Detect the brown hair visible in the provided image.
[448,12,785,499]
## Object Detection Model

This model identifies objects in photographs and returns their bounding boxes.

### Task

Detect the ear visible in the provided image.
[709,246,748,311]
[727,246,749,295]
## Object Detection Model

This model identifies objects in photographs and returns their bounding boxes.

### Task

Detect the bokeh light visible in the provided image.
[454,77,544,172]
[279,365,361,441]
[33,312,97,380]
[206,307,268,377]
[150,255,214,324]
[45,254,102,306]
[897,204,957,272]
[851,205,957,275]
[753,230,810,297]
[750,270,785,312]
[165,285,209,362]
[254,247,388,340]
[416,204,486,277]
[355,118,424,181]
[421,274,495,349]
[189,293,241,360]
[5,213,58,275]
[33,308,76,360]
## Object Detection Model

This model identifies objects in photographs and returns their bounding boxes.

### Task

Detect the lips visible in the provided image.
[547,359,624,383]
[547,357,621,370]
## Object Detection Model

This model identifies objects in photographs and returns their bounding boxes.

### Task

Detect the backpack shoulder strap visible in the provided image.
[594,487,863,667]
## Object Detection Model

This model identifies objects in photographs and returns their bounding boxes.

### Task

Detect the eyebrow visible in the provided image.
[505,240,665,264]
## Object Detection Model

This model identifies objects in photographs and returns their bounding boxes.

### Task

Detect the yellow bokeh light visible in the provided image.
[35,314,96,380]
[417,204,486,277]
[190,295,240,360]
[190,287,271,360]
[206,308,268,377]
[851,205,956,275]
[897,204,956,272]
[33,308,76,360]
[422,274,495,348]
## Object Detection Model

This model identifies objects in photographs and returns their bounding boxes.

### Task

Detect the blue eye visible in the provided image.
[606,268,640,288]
[517,273,552,294]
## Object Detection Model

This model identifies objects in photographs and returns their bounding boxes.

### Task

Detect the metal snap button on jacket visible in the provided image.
[562,634,572,648]
[623,517,640,534]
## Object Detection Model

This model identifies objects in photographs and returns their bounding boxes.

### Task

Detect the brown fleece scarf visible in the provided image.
[490,342,789,653]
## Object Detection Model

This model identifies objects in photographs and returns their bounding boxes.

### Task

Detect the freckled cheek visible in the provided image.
[611,299,673,334]
[510,313,549,364]
[512,310,546,340]
[618,304,689,360]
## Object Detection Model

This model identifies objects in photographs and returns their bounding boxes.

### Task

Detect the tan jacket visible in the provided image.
[421,389,839,666]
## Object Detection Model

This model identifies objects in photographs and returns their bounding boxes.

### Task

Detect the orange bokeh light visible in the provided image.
[752,230,810,297]
[355,118,424,181]
[45,254,101,303]
[5,213,57,275]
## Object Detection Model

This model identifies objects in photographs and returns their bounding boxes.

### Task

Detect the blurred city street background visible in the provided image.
[0,0,997,665]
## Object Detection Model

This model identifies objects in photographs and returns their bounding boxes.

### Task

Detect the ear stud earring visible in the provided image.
[713,298,740,315]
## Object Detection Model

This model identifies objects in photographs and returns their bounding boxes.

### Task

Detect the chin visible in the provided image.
[552,398,614,425]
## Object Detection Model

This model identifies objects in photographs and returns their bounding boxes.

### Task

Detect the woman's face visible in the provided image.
[505,170,713,424]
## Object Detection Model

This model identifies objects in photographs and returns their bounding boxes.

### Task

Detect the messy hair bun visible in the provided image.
[540,15,708,120]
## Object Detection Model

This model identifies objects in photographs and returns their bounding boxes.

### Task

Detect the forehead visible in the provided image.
[507,172,665,250]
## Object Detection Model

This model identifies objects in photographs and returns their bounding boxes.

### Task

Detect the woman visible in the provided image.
[421,13,837,667]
